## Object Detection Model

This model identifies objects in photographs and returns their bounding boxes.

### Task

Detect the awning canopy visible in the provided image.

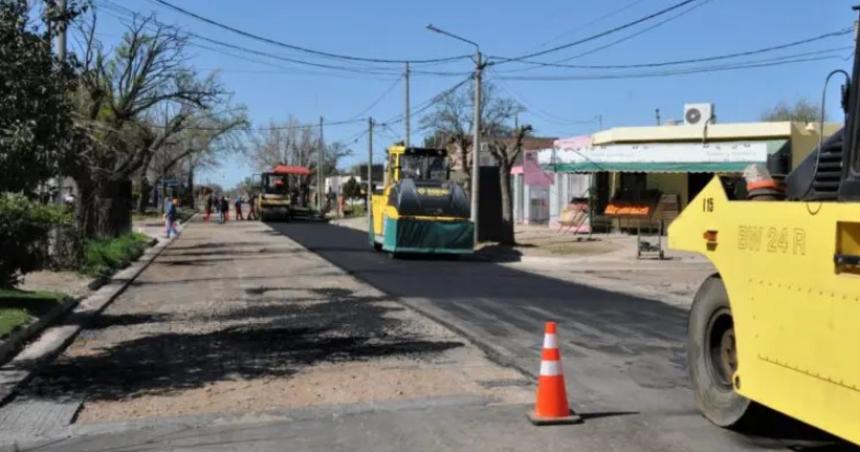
[538,140,785,174]
[272,164,312,175]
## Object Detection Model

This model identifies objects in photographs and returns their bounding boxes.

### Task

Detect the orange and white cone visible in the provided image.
[528,321,581,425]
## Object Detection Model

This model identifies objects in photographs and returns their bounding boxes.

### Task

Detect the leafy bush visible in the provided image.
[0,193,70,287]
[81,232,151,277]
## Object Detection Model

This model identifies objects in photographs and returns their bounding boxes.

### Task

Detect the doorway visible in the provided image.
[687,172,714,204]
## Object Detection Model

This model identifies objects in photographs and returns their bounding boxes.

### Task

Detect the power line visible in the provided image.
[492,76,598,126]
[528,0,649,52]
[146,0,472,65]
[541,0,715,66]
[96,1,406,77]
[496,25,852,71]
[493,0,715,73]
[495,52,848,82]
[494,0,705,65]
[346,76,404,120]
[380,75,473,126]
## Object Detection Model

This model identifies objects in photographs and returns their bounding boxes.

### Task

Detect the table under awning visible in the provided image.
[538,140,786,173]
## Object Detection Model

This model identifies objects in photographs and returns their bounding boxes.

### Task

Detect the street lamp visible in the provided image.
[426,24,484,246]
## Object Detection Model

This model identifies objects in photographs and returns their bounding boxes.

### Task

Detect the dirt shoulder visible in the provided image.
[14,218,529,425]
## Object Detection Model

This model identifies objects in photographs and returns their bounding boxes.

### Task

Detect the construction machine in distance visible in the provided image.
[668,6,860,446]
[370,145,473,256]
[257,164,312,222]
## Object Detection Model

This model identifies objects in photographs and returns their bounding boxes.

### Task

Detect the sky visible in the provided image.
[86,0,858,188]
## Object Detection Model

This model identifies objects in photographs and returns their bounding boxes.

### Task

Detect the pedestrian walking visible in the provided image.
[221,196,230,223]
[247,194,258,221]
[215,194,223,224]
[204,192,213,222]
[234,196,244,221]
[164,197,180,238]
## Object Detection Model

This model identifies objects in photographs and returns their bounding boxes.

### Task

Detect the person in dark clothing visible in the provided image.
[221,196,229,223]
[204,193,213,222]
[234,196,244,221]
[164,197,180,238]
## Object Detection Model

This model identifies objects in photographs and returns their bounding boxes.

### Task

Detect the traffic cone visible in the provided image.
[528,321,582,425]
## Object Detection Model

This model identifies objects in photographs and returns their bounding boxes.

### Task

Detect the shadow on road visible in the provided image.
[18,249,463,404]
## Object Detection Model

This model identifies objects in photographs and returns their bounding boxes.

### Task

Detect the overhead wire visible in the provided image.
[146,0,472,65]
[491,75,598,126]
[528,0,649,52]
[541,0,715,65]
[493,0,704,65]
[493,0,715,73]
[96,0,407,77]
[495,51,850,82]
[494,16,852,72]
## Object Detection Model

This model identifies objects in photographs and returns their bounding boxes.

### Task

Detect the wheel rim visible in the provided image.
[705,307,736,390]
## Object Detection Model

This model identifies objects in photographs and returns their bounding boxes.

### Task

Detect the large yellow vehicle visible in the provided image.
[370,145,473,255]
[257,164,311,222]
[669,8,860,445]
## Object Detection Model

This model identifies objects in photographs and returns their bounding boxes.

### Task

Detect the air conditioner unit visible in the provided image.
[684,103,714,126]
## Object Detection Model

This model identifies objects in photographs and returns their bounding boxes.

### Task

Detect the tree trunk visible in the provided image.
[137,154,153,214]
[75,175,98,238]
[497,163,515,245]
[185,165,195,208]
[137,176,151,214]
[95,178,133,238]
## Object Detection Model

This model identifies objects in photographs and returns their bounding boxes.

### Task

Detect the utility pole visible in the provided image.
[655,108,662,126]
[57,0,67,62]
[404,62,411,148]
[367,117,374,241]
[597,114,604,130]
[472,51,482,245]
[54,0,68,208]
[318,116,325,211]
[426,24,483,246]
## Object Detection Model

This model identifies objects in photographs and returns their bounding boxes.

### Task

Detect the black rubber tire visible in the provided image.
[688,276,753,427]
[372,242,383,252]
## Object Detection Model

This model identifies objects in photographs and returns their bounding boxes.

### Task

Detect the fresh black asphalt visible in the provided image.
[270,221,854,452]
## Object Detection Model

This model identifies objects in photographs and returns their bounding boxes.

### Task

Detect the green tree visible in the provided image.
[760,99,824,123]
[341,177,361,200]
[0,0,82,193]
[0,193,70,287]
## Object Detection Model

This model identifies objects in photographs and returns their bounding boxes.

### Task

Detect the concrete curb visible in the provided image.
[0,297,78,366]
[0,214,195,406]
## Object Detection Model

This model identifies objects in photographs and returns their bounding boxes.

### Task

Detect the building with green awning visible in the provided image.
[534,119,840,231]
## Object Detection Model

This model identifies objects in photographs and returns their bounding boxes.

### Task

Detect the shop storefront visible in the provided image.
[536,121,839,233]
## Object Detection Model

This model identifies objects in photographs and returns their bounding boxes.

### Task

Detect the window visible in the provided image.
[399,154,448,181]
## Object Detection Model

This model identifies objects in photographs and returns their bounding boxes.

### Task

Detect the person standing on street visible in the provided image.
[164,197,180,238]
[234,196,244,221]
[247,193,258,221]
[221,196,230,223]
[204,192,213,222]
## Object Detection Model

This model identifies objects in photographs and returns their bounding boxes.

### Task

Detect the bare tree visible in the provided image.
[249,117,353,182]
[761,99,825,123]
[420,82,523,191]
[487,126,533,245]
[72,14,229,237]
[141,105,248,211]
